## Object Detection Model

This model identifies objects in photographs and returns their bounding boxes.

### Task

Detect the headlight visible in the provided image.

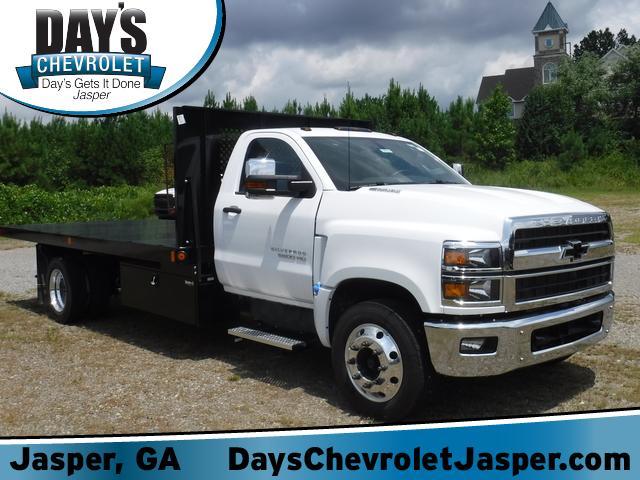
[442,242,502,271]
[442,241,502,305]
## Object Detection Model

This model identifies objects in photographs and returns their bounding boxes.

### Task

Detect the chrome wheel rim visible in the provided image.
[344,323,403,403]
[49,269,67,313]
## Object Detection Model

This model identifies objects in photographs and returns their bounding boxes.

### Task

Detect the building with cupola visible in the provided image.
[477,2,569,119]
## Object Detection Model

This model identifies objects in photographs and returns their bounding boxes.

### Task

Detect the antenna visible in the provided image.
[347,128,351,191]
[346,81,352,190]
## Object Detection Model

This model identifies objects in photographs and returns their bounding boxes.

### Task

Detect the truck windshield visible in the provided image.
[303,137,465,190]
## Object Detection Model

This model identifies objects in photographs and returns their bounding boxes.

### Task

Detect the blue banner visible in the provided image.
[15,53,166,89]
[0,411,637,479]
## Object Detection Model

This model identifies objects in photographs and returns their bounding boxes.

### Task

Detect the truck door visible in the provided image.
[214,133,322,306]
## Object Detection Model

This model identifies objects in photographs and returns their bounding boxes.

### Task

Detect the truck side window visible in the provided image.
[239,138,311,193]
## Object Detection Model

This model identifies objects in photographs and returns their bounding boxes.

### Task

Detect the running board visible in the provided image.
[227,327,307,351]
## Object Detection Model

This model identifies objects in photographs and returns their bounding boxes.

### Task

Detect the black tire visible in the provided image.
[331,299,431,420]
[85,258,113,317]
[45,257,89,324]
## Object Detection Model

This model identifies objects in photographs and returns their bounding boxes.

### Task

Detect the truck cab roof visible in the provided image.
[242,127,403,142]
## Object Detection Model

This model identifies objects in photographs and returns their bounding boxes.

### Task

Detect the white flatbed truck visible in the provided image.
[0,107,615,419]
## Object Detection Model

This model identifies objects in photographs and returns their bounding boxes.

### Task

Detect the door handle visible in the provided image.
[223,206,242,215]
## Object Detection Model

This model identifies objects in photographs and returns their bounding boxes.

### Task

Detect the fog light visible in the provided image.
[442,279,500,302]
[460,337,498,354]
[443,282,469,299]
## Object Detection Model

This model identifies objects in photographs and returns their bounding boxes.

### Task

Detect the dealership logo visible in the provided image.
[0,0,225,116]
[16,5,165,92]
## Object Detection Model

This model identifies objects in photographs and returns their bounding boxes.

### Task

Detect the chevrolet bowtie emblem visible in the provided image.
[561,240,590,261]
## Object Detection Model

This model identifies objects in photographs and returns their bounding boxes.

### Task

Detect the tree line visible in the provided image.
[1,29,638,190]
[0,111,171,189]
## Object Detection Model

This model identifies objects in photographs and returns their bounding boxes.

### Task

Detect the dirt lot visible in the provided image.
[0,192,638,435]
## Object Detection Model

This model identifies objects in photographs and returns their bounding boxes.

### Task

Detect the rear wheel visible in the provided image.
[45,257,88,324]
[331,299,431,420]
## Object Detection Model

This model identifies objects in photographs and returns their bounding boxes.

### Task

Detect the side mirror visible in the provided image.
[244,158,316,198]
[245,175,316,198]
[452,163,465,177]
[245,157,276,177]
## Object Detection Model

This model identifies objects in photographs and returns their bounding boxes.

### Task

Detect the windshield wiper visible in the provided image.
[349,180,459,190]
[349,182,390,191]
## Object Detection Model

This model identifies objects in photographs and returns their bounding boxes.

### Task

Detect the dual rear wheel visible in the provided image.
[45,256,112,324]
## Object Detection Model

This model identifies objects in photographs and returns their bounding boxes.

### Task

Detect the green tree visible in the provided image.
[474,86,516,169]
[517,84,573,159]
[221,92,240,110]
[338,86,358,119]
[574,28,616,59]
[557,130,587,169]
[242,95,259,112]
[518,54,612,159]
[282,99,303,115]
[442,96,478,159]
[302,96,336,118]
[574,28,637,59]
[616,28,637,47]
[557,53,613,154]
[203,90,219,108]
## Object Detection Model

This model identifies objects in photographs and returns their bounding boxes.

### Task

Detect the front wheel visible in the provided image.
[331,299,431,420]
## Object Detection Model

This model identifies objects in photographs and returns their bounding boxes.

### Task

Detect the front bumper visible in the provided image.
[424,293,614,377]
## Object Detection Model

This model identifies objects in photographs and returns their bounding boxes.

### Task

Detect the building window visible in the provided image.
[507,102,515,118]
[543,63,558,84]
[545,38,554,48]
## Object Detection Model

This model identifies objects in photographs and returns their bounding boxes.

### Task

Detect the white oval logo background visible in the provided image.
[0,0,224,116]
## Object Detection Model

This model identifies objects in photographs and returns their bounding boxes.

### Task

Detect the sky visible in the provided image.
[3,0,640,120]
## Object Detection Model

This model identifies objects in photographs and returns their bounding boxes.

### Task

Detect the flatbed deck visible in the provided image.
[0,219,177,264]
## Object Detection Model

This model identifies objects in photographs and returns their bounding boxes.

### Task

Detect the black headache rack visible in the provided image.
[172,106,372,291]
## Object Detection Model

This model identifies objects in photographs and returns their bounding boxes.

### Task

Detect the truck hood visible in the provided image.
[317,184,604,242]
[378,184,601,218]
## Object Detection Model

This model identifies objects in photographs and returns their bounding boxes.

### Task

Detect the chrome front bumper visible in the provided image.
[424,293,614,377]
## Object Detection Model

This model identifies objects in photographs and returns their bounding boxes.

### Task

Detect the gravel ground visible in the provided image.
[0,242,637,435]
[605,252,640,350]
[0,247,37,295]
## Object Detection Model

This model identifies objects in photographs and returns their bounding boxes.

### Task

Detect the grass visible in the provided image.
[466,154,640,192]
[0,238,32,250]
[462,154,640,246]
[549,190,640,249]
[0,184,158,226]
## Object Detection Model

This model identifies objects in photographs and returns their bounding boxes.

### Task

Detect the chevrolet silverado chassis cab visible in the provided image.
[1,108,615,419]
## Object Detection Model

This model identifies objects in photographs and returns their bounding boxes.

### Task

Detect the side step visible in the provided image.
[227,327,307,351]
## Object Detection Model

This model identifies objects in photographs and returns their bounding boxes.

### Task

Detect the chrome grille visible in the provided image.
[503,213,614,311]
[513,222,611,250]
[515,263,612,302]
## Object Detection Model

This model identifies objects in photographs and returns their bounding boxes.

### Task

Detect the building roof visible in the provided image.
[601,44,638,70]
[532,2,568,33]
[476,67,536,103]
[601,47,628,64]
